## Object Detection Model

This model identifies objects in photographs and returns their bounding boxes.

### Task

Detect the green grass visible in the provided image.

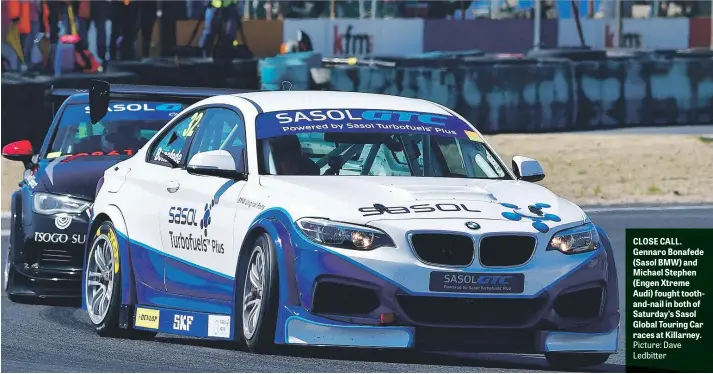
[697,136,713,144]
[647,185,663,195]
[593,185,602,196]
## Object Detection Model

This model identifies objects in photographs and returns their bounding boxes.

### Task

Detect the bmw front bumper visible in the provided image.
[272,218,620,354]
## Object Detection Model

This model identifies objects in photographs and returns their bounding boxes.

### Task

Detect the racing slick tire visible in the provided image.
[236,233,279,353]
[4,245,22,303]
[4,236,22,303]
[85,221,156,340]
[545,352,610,369]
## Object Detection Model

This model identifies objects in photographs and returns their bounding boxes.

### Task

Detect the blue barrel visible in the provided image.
[260,52,323,90]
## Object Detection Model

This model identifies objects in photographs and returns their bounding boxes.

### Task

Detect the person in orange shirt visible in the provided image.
[7,0,41,70]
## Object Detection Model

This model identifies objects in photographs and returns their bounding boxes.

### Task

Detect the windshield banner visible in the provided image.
[256,109,482,141]
[64,101,183,122]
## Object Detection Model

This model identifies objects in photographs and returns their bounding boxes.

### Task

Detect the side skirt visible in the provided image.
[130,304,233,340]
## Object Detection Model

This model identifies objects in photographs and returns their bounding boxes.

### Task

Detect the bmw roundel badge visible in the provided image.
[465,221,480,230]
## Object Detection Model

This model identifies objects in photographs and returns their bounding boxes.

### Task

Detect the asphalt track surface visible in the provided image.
[2,207,713,373]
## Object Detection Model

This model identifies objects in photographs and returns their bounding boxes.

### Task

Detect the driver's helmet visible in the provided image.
[101,123,139,151]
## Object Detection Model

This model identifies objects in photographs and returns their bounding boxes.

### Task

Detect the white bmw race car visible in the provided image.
[84,83,619,369]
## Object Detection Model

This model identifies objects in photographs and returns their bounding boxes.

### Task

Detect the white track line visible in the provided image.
[584,205,713,213]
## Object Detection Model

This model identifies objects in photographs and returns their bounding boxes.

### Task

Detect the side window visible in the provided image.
[150,110,206,166]
[185,108,246,165]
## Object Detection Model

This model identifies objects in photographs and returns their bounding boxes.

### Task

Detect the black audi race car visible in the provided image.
[2,89,186,302]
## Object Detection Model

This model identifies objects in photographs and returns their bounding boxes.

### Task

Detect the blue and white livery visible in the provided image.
[85,90,619,368]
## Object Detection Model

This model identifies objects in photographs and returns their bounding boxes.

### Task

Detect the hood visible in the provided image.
[259,176,586,225]
[32,155,124,201]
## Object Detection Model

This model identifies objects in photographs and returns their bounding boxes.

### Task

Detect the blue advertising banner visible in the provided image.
[61,101,183,124]
[256,108,481,140]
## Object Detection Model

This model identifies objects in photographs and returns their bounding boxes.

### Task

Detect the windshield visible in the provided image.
[256,109,509,179]
[46,101,182,159]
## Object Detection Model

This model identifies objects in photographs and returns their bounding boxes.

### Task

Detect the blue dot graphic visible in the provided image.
[502,212,522,221]
[500,201,560,232]
[544,213,561,222]
[533,221,549,233]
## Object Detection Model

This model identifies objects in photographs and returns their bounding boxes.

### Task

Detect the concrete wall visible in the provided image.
[328,58,713,133]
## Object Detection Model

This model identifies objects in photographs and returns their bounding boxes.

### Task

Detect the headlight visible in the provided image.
[33,193,91,215]
[546,223,601,255]
[296,218,395,251]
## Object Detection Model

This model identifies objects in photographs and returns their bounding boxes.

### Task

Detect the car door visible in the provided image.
[128,111,203,290]
[160,107,248,300]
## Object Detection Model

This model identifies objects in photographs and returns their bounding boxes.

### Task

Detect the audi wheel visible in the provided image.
[5,201,25,303]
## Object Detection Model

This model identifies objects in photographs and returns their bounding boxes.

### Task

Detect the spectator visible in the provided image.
[109,0,139,61]
[138,1,158,59]
[6,0,42,70]
[160,1,184,56]
[199,0,242,58]
[45,0,76,74]
[78,0,108,62]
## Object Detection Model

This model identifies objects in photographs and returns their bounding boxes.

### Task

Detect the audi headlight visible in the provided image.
[33,193,91,215]
[547,223,601,255]
[296,218,395,250]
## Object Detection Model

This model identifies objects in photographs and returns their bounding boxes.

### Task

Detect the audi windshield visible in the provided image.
[46,101,183,159]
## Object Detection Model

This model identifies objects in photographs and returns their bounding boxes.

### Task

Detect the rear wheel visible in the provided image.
[545,352,610,369]
[237,233,279,353]
[86,221,156,339]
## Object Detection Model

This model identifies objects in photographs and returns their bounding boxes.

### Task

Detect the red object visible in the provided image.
[74,46,102,73]
[78,0,90,19]
[59,34,80,44]
[689,18,711,49]
[7,0,31,34]
[379,313,395,325]
[60,149,135,163]
[2,140,33,157]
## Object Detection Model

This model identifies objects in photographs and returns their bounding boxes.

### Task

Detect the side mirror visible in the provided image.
[89,80,110,124]
[2,140,35,167]
[512,156,545,182]
[187,149,246,180]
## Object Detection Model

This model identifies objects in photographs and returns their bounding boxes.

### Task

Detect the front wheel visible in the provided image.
[85,221,156,339]
[4,241,20,302]
[545,352,610,369]
[5,202,26,303]
[237,233,279,353]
